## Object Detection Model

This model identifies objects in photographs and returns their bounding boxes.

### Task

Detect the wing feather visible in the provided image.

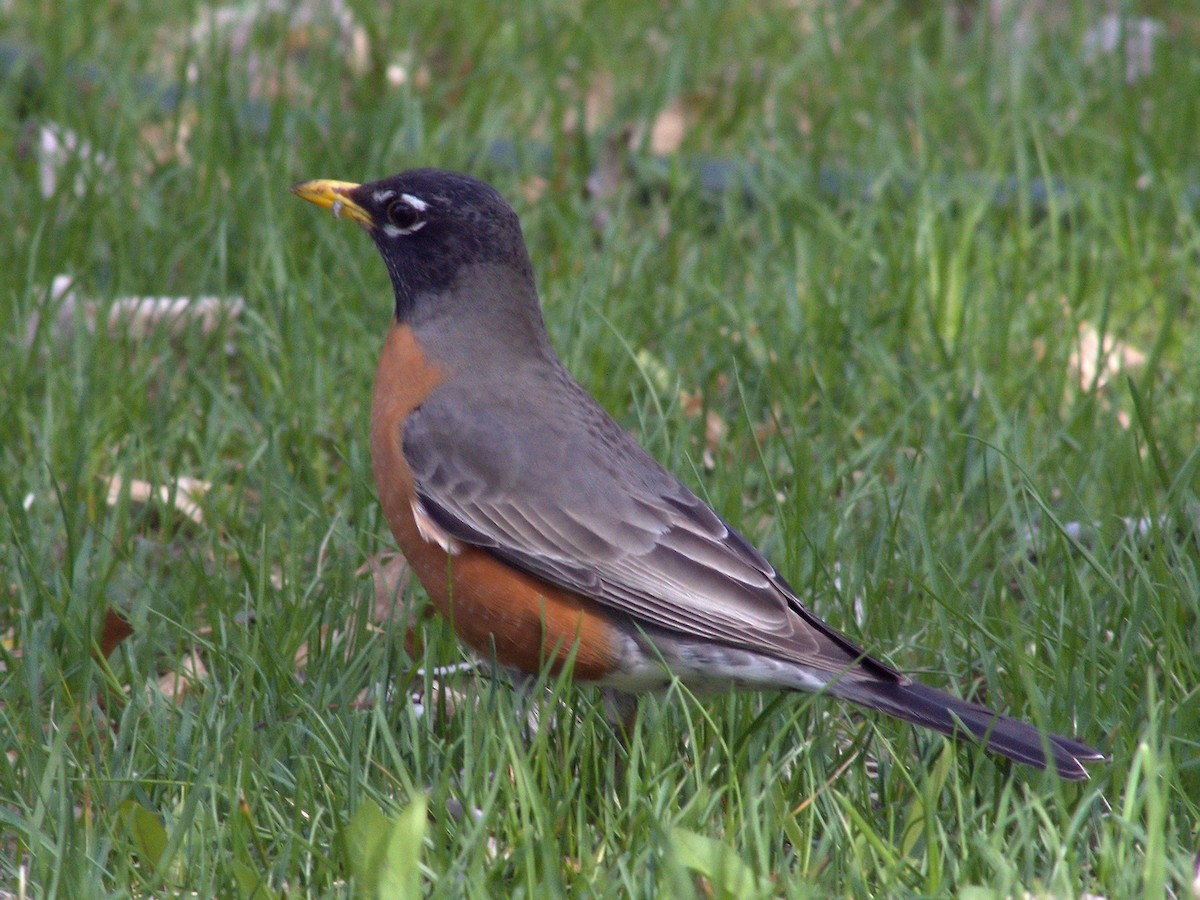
[404,370,898,679]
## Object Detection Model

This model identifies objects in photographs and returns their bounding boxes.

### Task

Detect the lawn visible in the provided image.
[2,1,1198,896]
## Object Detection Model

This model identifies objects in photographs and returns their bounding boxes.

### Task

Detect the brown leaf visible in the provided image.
[99,607,135,658]
[753,404,780,444]
[679,389,704,419]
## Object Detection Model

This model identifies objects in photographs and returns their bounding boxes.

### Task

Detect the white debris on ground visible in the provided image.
[1082,14,1165,84]
[25,275,244,346]
[37,124,110,198]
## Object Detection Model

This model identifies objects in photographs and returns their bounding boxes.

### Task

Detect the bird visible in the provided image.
[292,168,1104,780]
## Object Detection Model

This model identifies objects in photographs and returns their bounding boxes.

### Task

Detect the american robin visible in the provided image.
[292,169,1104,780]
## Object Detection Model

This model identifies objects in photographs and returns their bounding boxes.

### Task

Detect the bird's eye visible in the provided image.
[385,199,425,235]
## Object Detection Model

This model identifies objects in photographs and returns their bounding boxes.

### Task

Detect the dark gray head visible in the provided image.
[293,169,538,324]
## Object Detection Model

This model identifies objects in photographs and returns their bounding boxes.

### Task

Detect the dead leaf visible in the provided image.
[358,552,413,622]
[99,607,135,659]
[1069,321,1146,390]
[583,70,614,134]
[679,389,704,419]
[154,650,207,703]
[521,176,548,205]
[358,551,426,656]
[704,409,728,454]
[139,112,196,167]
[648,96,693,155]
[753,404,780,444]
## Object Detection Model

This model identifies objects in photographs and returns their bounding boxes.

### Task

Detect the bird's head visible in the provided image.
[292,169,535,324]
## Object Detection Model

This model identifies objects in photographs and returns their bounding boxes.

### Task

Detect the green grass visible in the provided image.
[3,0,1199,895]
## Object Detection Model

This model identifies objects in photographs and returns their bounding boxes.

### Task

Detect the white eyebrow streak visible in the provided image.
[372,189,396,204]
[400,193,428,211]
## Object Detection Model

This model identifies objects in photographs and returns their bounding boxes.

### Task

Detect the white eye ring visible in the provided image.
[383,196,427,236]
[382,218,426,238]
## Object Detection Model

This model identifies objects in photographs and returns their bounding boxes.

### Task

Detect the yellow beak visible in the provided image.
[291,179,373,228]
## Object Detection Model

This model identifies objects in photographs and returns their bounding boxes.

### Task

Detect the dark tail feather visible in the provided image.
[838,679,1106,780]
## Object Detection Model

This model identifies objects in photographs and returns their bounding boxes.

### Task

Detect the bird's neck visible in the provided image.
[405,263,555,372]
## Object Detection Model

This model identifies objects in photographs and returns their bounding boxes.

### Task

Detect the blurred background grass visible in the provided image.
[2,0,1198,896]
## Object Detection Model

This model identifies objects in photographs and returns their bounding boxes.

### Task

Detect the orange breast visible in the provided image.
[370,322,623,680]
